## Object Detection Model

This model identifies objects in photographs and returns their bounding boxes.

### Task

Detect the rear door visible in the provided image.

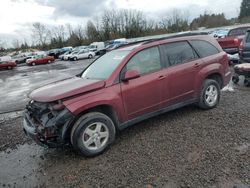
[120,46,165,120]
[159,41,201,106]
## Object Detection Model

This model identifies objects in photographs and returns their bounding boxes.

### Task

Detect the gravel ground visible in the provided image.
[0,87,250,188]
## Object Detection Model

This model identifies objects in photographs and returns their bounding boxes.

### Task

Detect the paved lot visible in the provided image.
[0,62,249,188]
[0,59,92,113]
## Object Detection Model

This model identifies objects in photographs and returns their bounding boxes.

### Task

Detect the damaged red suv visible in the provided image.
[23,33,231,156]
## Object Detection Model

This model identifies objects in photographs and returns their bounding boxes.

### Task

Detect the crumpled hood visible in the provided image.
[29,77,105,102]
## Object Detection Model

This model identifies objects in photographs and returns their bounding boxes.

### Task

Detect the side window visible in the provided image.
[161,41,198,66]
[190,40,220,58]
[126,47,161,75]
[246,32,250,43]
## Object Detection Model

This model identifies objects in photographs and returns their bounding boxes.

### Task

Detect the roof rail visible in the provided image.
[116,31,208,49]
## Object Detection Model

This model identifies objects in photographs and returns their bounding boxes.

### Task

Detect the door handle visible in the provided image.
[194,63,200,68]
[158,75,166,80]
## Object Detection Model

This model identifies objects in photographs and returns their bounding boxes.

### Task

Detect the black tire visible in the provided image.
[232,75,239,84]
[198,79,220,110]
[70,112,116,157]
[73,57,77,61]
[88,54,93,59]
[244,79,250,87]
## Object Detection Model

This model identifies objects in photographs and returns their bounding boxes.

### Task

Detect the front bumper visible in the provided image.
[23,114,47,147]
[23,106,75,148]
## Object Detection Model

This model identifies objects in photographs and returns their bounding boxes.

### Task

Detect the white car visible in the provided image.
[69,49,95,61]
[59,51,72,60]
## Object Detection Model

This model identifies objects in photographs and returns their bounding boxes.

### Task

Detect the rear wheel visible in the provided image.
[32,62,36,66]
[70,112,116,157]
[7,66,12,70]
[198,79,220,109]
[73,57,77,61]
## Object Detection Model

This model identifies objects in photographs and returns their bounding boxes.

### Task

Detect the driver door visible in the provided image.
[120,46,165,120]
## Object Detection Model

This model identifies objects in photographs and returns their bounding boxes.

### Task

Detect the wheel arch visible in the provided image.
[61,104,120,142]
[205,73,223,89]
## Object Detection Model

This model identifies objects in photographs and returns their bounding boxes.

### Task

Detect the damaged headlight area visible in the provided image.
[23,100,75,147]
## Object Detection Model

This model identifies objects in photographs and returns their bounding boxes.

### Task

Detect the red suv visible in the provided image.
[23,34,231,156]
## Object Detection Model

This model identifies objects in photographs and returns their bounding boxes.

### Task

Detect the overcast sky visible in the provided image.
[0,0,242,47]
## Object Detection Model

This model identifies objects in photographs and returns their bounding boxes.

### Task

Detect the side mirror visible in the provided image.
[122,70,140,81]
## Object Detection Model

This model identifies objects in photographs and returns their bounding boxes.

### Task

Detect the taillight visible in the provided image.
[239,41,243,50]
[234,38,239,45]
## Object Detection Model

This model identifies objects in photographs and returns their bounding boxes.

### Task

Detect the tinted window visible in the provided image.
[126,47,161,75]
[190,40,219,58]
[228,28,248,36]
[246,32,250,43]
[161,41,198,66]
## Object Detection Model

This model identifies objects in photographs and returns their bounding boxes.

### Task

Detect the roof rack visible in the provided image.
[116,31,208,49]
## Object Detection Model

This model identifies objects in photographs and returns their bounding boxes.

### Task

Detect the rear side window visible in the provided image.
[228,28,248,36]
[246,32,250,43]
[160,41,198,66]
[126,47,161,75]
[190,40,219,58]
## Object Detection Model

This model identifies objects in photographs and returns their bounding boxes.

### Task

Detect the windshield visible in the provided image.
[82,50,130,80]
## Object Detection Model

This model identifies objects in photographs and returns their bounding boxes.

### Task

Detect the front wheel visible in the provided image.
[32,62,36,66]
[71,112,116,157]
[198,79,220,109]
[73,57,77,61]
[88,54,93,59]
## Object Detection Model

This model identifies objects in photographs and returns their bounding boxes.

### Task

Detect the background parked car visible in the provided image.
[59,51,72,60]
[239,29,250,62]
[26,55,55,66]
[89,42,106,55]
[47,48,63,59]
[0,61,17,70]
[217,26,250,54]
[69,49,95,61]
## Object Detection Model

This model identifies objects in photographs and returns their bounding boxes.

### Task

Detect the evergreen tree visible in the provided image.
[239,0,250,19]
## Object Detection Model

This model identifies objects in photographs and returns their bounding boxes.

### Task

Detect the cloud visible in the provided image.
[36,0,116,18]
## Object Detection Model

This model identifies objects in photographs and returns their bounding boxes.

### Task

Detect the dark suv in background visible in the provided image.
[23,33,231,157]
[239,29,250,62]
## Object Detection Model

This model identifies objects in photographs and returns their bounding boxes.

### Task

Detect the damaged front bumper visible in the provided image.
[23,101,75,148]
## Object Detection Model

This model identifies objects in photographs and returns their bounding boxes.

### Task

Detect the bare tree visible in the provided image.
[32,22,50,49]
[12,39,20,49]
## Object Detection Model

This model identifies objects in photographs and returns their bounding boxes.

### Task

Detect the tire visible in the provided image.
[232,75,239,84]
[70,112,116,157]
[32,62,36,66]
[7,66,12,70]
[198,79,220,109]
[48,60,51,63]
[73,57,77,61]
[88,54,93,59]
[244,79,250,87]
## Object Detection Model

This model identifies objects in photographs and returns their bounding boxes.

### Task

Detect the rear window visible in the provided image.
[228,28,248,36]
[160,41,198,66]
[189,40,219,58]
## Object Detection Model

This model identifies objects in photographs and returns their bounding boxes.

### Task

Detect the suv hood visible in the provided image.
[29,77,105,102]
